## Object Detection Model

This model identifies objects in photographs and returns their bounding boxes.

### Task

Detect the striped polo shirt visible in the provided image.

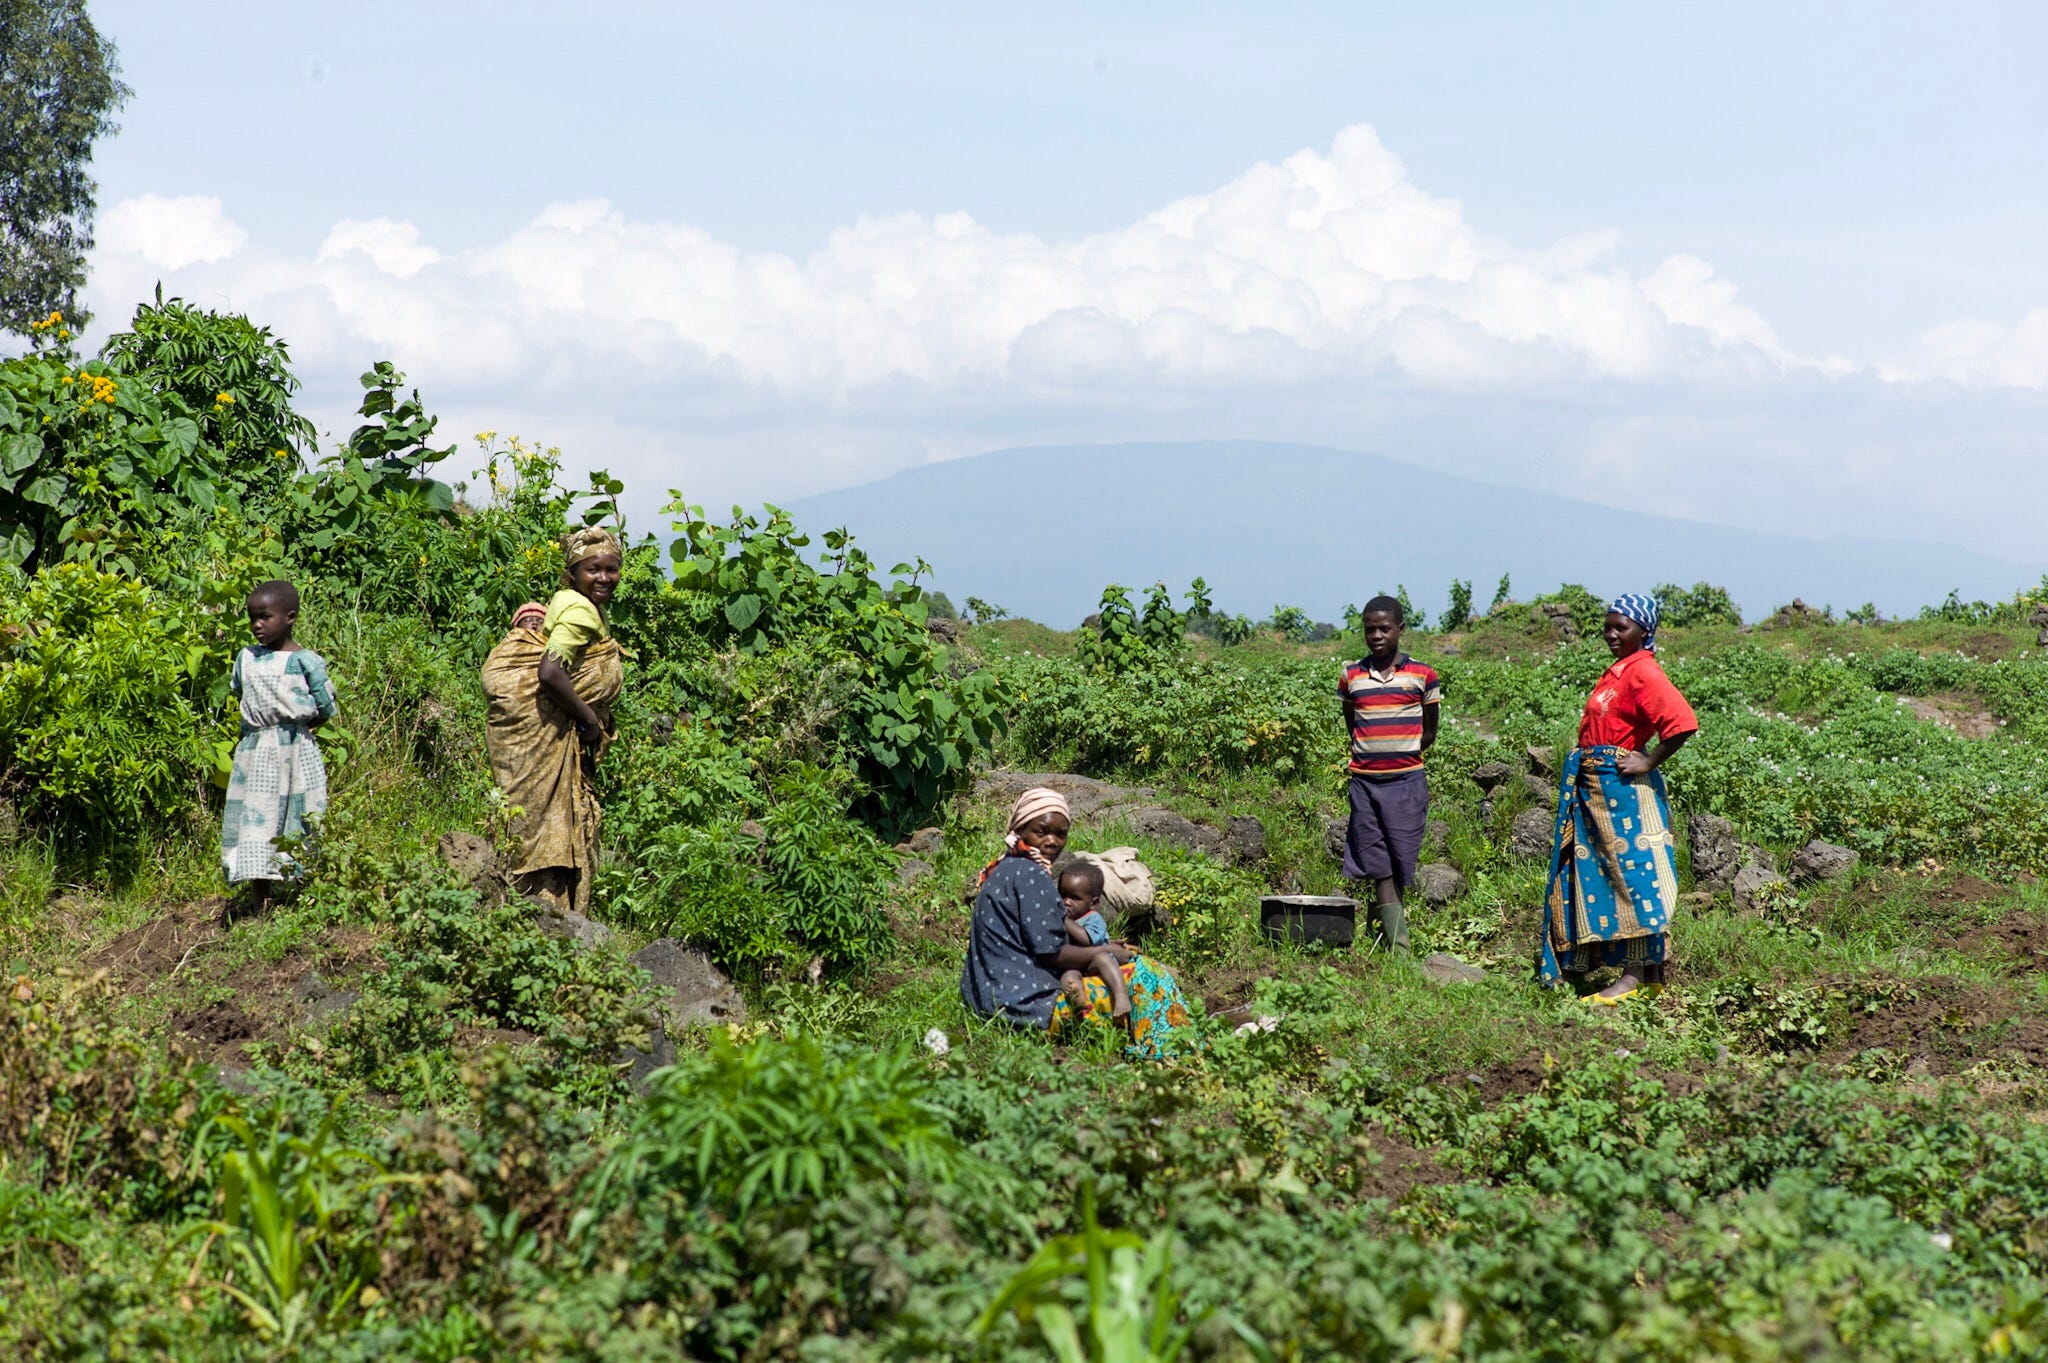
[1338,653,1442,778]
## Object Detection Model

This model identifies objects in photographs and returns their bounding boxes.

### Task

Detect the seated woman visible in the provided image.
[960,787,1193,1058]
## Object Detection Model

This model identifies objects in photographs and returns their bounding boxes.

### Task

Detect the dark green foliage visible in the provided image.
[1654,579,1743,628]
[924,589,958,619]
[0,565,221,863]
[1138,581,1185,651]
[659,502,1004,830]
[0,0,129,332]
[1078,584,1154,675]
[1442,577,1474,632]
[99,291,318,510]
[1267,604,1312,643]
[1489,571,1512,612]
[328,874,654,1104]
[966,594,1008,622]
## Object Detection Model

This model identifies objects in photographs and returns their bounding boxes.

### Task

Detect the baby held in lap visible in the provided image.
[1058,861,1133,1019]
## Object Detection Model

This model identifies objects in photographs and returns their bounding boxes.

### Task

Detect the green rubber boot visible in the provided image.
[1371,898,1411,957]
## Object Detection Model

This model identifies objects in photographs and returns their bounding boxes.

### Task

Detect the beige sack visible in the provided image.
[1067,846,1155,915]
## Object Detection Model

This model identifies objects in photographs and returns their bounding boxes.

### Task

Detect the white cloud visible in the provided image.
[75,124,2048,562]
[86,124,1820,404]
[96,194,247,270]
[1882,309,2048,387]
[316,219,441,279]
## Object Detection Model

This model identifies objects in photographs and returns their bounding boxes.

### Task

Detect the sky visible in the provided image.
[64,0,2048,565]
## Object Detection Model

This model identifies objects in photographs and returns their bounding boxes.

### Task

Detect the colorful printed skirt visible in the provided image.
[1537,746,1679,984]
[1049,955,1195,1060]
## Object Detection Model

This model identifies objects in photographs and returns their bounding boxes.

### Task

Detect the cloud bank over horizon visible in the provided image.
[78,124,2048,564]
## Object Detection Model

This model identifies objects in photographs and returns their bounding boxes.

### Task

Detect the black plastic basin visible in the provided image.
[1260,894,1357,947]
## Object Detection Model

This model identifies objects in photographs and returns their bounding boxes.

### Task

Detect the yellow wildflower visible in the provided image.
[57,329,69,340]
[60,375,72,384]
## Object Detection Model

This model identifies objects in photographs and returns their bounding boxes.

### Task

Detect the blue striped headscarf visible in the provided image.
[1608,593,1659,653]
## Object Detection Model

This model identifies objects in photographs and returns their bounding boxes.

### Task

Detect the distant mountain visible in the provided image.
[787,441,2040,625]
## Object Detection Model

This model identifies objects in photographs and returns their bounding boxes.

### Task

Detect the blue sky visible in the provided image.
[76,1,2048,562]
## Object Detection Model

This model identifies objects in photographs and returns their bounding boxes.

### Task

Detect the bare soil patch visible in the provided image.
[1902,693,2001,739]
[1956,911,2048,973]
[1830,975,2048,1075]
[169,1000,262,1061]
[1355,1123,1452,1203]
[88,899,226,981]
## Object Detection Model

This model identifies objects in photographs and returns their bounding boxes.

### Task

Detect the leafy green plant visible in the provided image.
[660,500,1004,829]
[175,1111,390,1345]
[99,290,316,510]
[1489,572,1512,612]
[579,1030,1003,1223]
[1267,604,1312,643]
[977,1184,1227,1363]
[1137,582,1185,652]
[0,564,223,861]
[1654,579,1742,628]
[966,595,1008,623]
[1080,585,1154,675]
[1441,578,1473,632]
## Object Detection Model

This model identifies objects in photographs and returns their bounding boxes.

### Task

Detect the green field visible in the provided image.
[9,305,2048,1360]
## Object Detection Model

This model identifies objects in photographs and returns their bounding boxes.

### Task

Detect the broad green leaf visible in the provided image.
[20,473,67,506]
[724,593,764,632]
[0,431,40,476]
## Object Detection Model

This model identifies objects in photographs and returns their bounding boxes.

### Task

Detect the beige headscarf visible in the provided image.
[559,526,622,587]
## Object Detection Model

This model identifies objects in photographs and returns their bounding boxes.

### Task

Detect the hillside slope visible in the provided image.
[789,440,2039,623]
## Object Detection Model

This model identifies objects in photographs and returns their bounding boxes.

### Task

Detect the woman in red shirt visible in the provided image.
[1537,594,1698,1003]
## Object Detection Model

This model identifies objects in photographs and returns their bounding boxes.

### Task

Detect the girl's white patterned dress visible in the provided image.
[221,646,337,883]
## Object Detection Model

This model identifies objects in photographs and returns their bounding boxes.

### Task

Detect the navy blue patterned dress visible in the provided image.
[960,856,1067,1029]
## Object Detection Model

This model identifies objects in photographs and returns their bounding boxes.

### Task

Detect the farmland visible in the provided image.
[8,303,2048,1360]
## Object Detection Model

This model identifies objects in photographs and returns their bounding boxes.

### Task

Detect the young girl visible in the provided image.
[222,579,337,911]
[1056,860,1133,1019]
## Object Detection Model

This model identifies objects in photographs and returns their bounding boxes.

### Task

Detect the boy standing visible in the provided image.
[1337,595,1440,956]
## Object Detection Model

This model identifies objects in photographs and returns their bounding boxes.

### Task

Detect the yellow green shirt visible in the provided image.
[542,589,609,665]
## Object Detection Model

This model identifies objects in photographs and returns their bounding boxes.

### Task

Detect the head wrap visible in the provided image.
[511,600,547,631]
[1608,593,1660,653]
[560,526,623,587]
[1007,787,1071,838]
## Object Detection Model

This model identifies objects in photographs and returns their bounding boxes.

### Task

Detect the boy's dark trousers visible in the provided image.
[1342,770,1428,954]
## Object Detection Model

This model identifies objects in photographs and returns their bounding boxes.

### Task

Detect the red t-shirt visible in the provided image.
[1578,650,1698,751]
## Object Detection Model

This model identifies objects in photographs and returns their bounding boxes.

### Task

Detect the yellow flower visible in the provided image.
[215,392,235,405]
[60,375,72,384]
[274,448,288,460]
[57,329,69,340]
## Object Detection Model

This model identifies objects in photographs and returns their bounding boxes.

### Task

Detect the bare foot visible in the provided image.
[1596,972,1642,1000]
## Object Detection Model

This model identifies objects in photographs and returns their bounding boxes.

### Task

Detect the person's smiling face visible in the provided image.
[1603,611,1646,659]
[568,551,622,606]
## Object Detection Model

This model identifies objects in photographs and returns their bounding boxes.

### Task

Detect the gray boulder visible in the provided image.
[1525,744,1557,779]
[1119,804,1224,857]
[1324,815,1348,864]
[293,971,359,1031]
[1789,840,1859,884]
[1421,952,1487,985]
[1520,774,1556,805]
[532,901,613,950]
[1412,863,1467,907]
[897,857,934,887]
[1509,807,1555,860]
[1471,761,1513,793]
[1687,813,1740,889]
[1731,864,1790,914]
[438,830,504,903]
[896,827,946,858]
[634,938,747,1030]
[1422,819,1449,858]
[1221,815,1267,865]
